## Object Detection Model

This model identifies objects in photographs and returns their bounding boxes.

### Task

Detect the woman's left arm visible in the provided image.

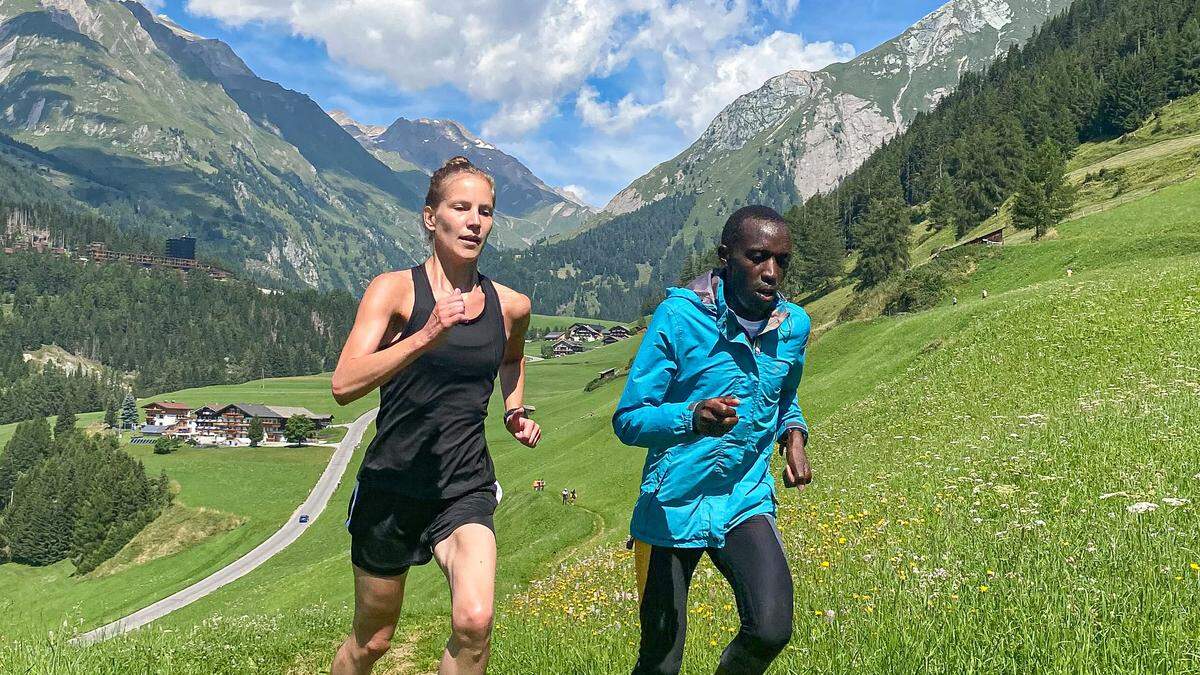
[497,287,540,447]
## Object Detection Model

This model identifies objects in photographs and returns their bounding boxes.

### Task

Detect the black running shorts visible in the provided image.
[346,481,500,577]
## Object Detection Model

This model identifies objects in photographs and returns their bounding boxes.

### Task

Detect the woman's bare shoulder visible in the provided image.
[361,269,415,316]
[491,280,531,319]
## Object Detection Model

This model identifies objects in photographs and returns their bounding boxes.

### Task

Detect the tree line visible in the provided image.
[0,418,171,573]
[0,248,357,421]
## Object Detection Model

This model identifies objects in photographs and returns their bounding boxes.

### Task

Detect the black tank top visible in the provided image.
[358,264,506,498]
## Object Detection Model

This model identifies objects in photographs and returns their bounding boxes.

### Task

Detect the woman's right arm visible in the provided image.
[331,273,464,406]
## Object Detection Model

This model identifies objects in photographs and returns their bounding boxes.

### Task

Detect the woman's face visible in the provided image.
[423,174,494,262]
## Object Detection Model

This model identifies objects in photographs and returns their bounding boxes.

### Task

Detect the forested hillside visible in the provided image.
[0,418,172,573]
[0,251,356,422]
[483,195,698,319]
[792,0,1200,295]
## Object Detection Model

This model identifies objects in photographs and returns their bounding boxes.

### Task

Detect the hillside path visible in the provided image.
[71,407,379,646]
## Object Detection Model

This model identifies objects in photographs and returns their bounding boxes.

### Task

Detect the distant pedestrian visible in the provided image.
[562,489,569,505]
[570,489,577,505]
[952,296,958,306]
[982,289,989,299]
[1066,267,1074,277]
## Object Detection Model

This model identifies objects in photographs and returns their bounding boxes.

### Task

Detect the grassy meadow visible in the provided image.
[2,121,1200,671]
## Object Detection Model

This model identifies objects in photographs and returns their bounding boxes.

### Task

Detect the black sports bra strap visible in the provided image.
[479,275,508,360]
[403,264,434,339]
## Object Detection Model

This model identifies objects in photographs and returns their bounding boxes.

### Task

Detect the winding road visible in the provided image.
[72,407,379,646]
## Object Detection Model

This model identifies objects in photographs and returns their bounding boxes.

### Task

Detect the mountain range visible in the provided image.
[498,0,1073,319]
[0,0,584,289]
[329,111,591,248]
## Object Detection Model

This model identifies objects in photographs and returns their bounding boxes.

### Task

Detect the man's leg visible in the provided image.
[708,515,794,675]
[433,523,497,675]
[632,540,703,675]
[331,564,408,675]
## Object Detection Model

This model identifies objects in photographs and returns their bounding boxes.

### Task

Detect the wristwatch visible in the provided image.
[503,406,526,425]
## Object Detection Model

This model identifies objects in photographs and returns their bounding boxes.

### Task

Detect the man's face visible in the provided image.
[718,220,792,321]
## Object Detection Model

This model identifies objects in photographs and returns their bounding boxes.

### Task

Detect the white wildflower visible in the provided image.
[1127,502,1158,514]
[1162,497,1190,507]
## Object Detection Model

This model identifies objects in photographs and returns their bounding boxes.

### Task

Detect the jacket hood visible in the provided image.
[673,270,791,332]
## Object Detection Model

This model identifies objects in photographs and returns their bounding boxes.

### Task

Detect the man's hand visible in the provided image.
[781,428,812,488]
[424,288,467,340]
[506,410,541,448]
[692,396,740,437]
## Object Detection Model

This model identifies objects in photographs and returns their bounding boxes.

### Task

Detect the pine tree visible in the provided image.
[785,201,845,292]
[0,417,53,511]
[1170,19,1200,98]
[120,392,139,430]
[853,196,912,288]
[928,173,970,238]
[54,408,77,438]
[1012,139,1077,239]
[248,417,264,447]
[104,400,118,429]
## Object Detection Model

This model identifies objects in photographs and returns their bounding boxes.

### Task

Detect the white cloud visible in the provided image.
[137,0,166,10]
[559,184,592,205]
[575,86,654,133]
[184,0,851,141]
[573,30,853,137]
[659,30,855,134]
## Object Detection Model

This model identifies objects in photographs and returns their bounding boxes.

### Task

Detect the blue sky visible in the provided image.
[151,0,945,206]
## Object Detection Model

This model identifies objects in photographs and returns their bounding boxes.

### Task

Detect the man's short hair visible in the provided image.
[721,205,788,249]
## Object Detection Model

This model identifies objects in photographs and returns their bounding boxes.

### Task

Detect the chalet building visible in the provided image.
[179,402,333,446]
[142,401,197,438]
[552,340,585,357]
[143,401,193,427]
[605,325,632,339]
[602,334,620,345]
[544,331,566,342]
[566,323,605,342]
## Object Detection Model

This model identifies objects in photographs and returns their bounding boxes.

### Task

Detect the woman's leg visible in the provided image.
[433,523,497,675]
[331,564,408,675]
[633,540,704,675]
[709,514,794,675]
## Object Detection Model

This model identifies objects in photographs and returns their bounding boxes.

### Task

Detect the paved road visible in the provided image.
[72,407,379,646]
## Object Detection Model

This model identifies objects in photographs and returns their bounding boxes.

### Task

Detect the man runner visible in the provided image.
[613,205,813,675]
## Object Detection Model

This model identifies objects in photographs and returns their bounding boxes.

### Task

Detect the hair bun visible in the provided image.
[443,155,473,170]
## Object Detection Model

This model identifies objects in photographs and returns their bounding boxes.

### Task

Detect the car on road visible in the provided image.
[299,514,310,523]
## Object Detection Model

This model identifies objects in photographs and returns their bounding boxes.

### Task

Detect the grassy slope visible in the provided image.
[485,178,1200,674]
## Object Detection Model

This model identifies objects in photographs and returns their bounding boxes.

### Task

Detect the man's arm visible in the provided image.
[776,332,812,487]
[611,304,698,448]
[497,287,540,447]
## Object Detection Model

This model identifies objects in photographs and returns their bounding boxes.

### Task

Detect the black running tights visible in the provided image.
[633,514,794,675]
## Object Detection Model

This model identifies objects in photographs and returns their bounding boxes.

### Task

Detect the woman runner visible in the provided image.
[330,156,541,675]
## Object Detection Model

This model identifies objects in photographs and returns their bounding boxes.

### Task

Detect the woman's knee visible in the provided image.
[452,602,494,645]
